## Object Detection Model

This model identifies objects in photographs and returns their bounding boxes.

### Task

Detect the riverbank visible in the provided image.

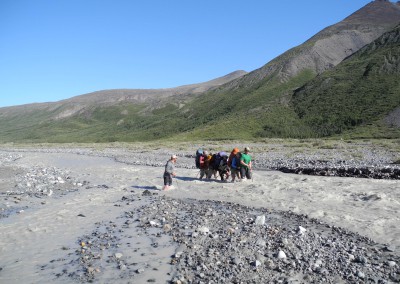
[0,144,399,283]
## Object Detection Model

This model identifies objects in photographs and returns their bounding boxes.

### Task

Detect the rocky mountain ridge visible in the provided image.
[223,0,400,90]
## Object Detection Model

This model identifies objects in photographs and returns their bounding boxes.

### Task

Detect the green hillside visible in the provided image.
[292,25,400,138]
[168,68,316,140]
[0,70,314,143]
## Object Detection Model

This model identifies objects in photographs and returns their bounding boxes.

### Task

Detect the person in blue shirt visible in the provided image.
[230,152,242,182]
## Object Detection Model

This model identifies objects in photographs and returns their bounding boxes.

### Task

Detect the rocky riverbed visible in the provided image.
[50,191,400,283]
[1,140,400,179]
[0,143,399,283]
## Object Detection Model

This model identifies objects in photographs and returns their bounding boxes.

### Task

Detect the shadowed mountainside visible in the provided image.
[292,24,400,138]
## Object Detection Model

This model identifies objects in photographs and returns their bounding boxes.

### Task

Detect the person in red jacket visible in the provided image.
[199,151,212,180]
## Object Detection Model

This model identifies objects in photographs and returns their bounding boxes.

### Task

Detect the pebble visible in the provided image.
[149,220,158,226]
[357,271,365,279]
[197,227,210,234]
[298,226,307,235]
[163,224,172,232]
[387,261,396,267]
[115,253,123,259]
[255,215,266,226]
[277,250,287,259]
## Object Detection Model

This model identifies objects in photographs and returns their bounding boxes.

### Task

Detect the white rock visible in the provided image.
[298,226,307,234]
[277,250,287,259]
[256,238,266,247]
[175,251,183,258]
[255,215,266,226]
[388,261,396,267]
[197,226,210,234]
[149,220,158,226]
[314,259,323,267]
[357,271,365,279]
[115,253,123,259]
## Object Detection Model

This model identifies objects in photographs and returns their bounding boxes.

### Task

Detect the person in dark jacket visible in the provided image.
[163,155,177,190]
[218,154,230,181]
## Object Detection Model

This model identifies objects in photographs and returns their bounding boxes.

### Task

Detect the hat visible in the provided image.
[232,147,239,154]
[244,147,250,152]
[171,155,177,159]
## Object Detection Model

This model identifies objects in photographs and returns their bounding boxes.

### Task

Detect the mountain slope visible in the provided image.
[292,24,400,138]
[163,0,400,140]
[0,70,246,119]
[63,70,248,105]
[225,0,400,90]
[1,1,400,142]
[0,71,247,142]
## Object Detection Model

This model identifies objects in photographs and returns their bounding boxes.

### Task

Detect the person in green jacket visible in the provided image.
[240,147,252,180]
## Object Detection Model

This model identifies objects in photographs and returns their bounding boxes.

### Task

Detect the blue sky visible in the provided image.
[0,0,376,107]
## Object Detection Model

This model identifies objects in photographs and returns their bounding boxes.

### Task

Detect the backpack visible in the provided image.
[227,148,239,167]
[212,153,222,170]
[195,149,203,169]
[212,152,228,170]
[232,153,242,169]
[218,156,229,172]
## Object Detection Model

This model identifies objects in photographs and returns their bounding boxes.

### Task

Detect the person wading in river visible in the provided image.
[240,147,252,181]
[163,155,177,190]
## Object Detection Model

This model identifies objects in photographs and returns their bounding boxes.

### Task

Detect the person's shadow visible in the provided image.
[130,175,217,191]
[175,176,198,182]
[131,185,158,190]
[177,176,227,183]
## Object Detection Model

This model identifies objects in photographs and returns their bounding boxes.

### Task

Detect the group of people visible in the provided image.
[162,147,253,190]
[197,147,252,183]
